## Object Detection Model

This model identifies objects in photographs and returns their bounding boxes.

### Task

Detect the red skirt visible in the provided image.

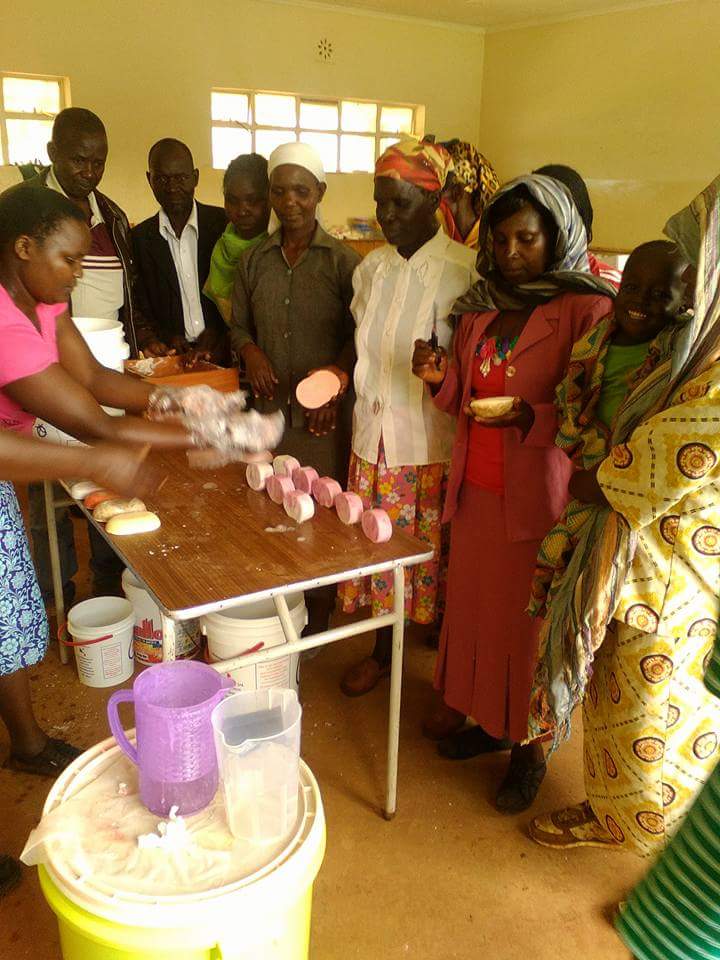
[434,481,542,743]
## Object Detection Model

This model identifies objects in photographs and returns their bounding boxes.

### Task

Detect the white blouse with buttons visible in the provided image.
[351,229,478,468]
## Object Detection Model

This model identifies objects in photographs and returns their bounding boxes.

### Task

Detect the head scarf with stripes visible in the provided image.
[454,173,616,314]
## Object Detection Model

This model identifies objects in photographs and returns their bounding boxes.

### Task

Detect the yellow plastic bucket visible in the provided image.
[35,741,325,960]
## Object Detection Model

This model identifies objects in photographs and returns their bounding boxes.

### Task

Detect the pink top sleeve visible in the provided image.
[0,285,65,433]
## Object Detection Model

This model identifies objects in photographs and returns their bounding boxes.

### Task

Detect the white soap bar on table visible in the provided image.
[335,491,363,524]
[69,480,102,500]
[292,466,319,494]
[361,508,393,543]
[246,461,274,491]
[93,498,146,522]
[283,490,315,523]
[312,476,342,507]
[273,455,301,478]
[106,511,161,536]
[266,474,294,504]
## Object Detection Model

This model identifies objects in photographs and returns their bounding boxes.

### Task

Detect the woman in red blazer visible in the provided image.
[413,175,614,813]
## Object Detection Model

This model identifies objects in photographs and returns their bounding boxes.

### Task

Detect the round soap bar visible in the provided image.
[312,476,342,508]
[246,461,274,491]
[93,497,146,523]
[69,480,102,500]
[84,489,120,510]
[361,508,393,544]
[106,511,161,536]
[469,396,516,418]
[296,370,342,410]
[283,490,315,523]
[273,455,301,478]
[266,474,295,504]
[335,491,364,525]
[292,466,319,494]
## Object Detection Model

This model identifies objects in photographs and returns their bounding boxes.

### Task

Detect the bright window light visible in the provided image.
[341,101,377,133]
[1,73,66,165]
[254,94,296,129]
[211,91,249,124]
[380,106,414,135]
[300,132,338,174]
[211,127,252,170]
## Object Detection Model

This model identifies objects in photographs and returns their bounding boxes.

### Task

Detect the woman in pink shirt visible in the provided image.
[413,175,614,813]
[0,185,223,779]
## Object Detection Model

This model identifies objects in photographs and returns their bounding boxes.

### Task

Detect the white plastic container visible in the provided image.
[202,594,306,693]
[121,569,200,663]
[33,736,325,960]
[212,688,302,846]
[34,317,130,445]
[65,597,135,688]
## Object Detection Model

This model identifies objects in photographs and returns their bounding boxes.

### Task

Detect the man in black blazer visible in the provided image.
[132,139,228,362]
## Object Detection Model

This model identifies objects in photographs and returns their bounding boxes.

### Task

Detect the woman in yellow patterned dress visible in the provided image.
[529,175,720,856]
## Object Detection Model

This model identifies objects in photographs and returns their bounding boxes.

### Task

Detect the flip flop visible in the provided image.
[0,856,21,897]
[6,738,82,777]
[529,800,620,849]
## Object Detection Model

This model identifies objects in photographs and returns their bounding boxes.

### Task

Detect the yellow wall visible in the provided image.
[480,0,720,251]
[4,0,485,228]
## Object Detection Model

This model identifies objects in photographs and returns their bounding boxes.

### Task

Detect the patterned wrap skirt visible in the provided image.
[339,443,449,625]
[0,481,49,676]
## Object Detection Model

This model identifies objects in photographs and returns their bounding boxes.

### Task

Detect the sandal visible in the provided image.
[528,800,620,849]
[422,703,466,741]
[496,752,547,814]
[0,855,21,897]
[6,738,82,777]
[340,657,390,697]
[438,725,512,759]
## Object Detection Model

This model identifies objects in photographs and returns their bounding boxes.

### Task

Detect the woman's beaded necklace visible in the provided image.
[475,334,519,377]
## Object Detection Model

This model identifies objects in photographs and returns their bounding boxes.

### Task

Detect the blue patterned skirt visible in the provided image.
[0,481,48,676]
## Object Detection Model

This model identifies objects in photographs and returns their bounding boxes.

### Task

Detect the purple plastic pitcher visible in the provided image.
[107,661,234,816]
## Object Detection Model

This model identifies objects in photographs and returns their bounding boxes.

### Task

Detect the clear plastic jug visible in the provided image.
[211,688,302,844]
[107,661,234,816]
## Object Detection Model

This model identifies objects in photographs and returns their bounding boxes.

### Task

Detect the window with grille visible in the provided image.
[0,73,69,166]
[211,89,423,173]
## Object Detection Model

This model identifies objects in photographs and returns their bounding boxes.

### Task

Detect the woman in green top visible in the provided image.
[527,240,690,619]
[203,154,271,326]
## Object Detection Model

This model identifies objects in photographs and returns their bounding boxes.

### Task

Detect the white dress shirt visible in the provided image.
[46,166,124,322]
[352,229,478,468]
[158,201,205,342]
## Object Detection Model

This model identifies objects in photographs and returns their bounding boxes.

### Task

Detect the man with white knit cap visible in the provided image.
[230,142,361,633]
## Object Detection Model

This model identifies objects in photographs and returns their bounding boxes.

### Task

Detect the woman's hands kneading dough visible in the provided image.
[86,443,160,501]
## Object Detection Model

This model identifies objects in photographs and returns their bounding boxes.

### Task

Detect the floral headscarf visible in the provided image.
[375,140,453,193]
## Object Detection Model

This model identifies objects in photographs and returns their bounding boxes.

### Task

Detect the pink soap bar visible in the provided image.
[296,370,342,410]
[273,455,301,478]
[246,461,274,491]
[266,474,295,504]
[283,489,315,523]
[292,466,319,494]
[361,508,393,543]
[312,476,342,507]
[335,491,364,524]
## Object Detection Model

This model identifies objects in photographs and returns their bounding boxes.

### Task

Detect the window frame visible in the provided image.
[0,71,70,166]
[210,87,425,174]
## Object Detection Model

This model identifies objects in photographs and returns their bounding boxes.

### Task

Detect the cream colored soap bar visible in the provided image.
[69,480,102,500]
[93,498,147,523]
[469,396,516,418]
[106,511,161,535]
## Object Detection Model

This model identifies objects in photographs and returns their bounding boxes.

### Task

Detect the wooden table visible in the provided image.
[45,450,434,818]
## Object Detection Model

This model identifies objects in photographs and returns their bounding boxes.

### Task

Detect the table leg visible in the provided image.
[384,563,405,820]
[161,613,177,662]
[44,481,69,665]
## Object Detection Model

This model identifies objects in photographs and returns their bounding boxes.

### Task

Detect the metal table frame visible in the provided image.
[44,482,432,819]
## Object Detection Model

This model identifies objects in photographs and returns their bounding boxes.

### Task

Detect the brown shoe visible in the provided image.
[422,703,466,740]
[340,657,390,697]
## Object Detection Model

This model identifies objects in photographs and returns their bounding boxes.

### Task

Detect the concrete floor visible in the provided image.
[0,515,643,960]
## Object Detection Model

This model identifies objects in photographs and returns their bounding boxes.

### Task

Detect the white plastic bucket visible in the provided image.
[34,317,130,445]
[35,737,325,959]
[122,569,200,663]
[202,595,306,693]
[65,597,135,689]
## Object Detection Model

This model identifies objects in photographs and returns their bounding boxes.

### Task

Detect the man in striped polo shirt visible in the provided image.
[23,107,153,601]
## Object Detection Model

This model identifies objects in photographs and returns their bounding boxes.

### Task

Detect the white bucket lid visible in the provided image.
[40,736,324,930]
[67,597,134,641]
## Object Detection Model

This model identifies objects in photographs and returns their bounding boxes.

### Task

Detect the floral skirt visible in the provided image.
[0,481,49,676]
[338,444,449,624]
